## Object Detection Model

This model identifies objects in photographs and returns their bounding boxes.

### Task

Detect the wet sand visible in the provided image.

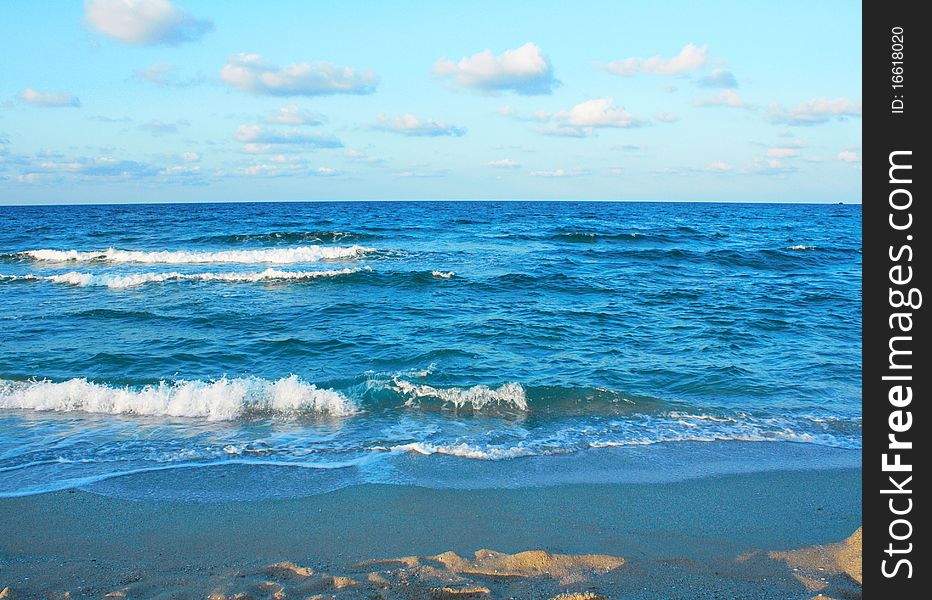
[0,466,861,599]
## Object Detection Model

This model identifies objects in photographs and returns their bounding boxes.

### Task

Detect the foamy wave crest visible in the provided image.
[0,376,358,420]
[786,244,816,250]
[14,245,373,264]
[3,268,358,288]
[391,379,528,411]
[431,270,455,279]
[391,442,537,460]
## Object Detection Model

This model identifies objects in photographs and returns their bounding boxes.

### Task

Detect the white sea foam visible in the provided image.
[391,442,536,460]
[17,245,373,264]
[431,270,455,279]
[786,244,816,250]
[0,375,358,420]
[1,268,358,288]
[391,378,528,411]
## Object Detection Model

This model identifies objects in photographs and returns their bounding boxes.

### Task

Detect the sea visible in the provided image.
[0,201,862,500]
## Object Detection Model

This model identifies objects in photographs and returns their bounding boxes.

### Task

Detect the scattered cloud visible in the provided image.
[220,54,378,97]
[139,119,190,136]
[708,160,732,172]
[266,104,323,126]
[766,147,800,159]
[20,87,80,108]
[697,68,738,88]
[85,0,212,46]
[433,42,557,95]
[744,158,797,176]
[234,124,343,148]
[693,90,749,108]
[18,154,160,179]
[375,114,465,137]
[601,43,708,76]
[530,168,587,177]
[240,143,274,154]
[232,156,338,178]
[538,98,646,137]
[397,168,449,178]
[342,148,385,165]
[837,150,858,162]
[235,163,300,178]
[655,111,679,123]
[768,97,862,125]
[159,164,201,176]
[487,158,520,168]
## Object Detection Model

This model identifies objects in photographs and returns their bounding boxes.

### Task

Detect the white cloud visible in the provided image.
[234,124,342,148]
[397,169,448,178]
[160,164,201,176]
[693,90,748,108]
[530,168,586,177]
[20,87,80,108]
[267,104,323,126]
[341,148,385,166]
[375,114,465,137]
[18,154,159,179]
[655,111,679,123]
[837,150,858,162]
[602,43,708,76]
[234,157,340,178]
[697,69,738,88]
[768,97,862,125]
[708,161,732,171]
[487,158,520,168]
[743,157,797,176]
[221,54,378,96]
[538,98,646,137]
[767,147,801,159]
[236,163,295,178]
[85,0,212,46]
[433,43,556,95]
[241,143,272,154]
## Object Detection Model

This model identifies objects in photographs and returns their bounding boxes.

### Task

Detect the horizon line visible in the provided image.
[0,198,863,208]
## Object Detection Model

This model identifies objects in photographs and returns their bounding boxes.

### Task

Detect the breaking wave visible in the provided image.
[389,379,528,411]
[0,268,359,288]
[6,245,373,264]
[0,376,358,420]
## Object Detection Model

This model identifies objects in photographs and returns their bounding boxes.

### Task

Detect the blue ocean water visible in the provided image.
[0,201,861,497]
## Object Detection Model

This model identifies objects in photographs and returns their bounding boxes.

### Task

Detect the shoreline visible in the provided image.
[2,440,861,501]
[0,464,861,598]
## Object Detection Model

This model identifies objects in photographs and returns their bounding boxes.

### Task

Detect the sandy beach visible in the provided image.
[0,463,861,599]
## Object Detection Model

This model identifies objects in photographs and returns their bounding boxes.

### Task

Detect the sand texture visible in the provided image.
[0,466,861,598]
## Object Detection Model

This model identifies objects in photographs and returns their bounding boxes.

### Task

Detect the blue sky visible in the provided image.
[0,0,862,204]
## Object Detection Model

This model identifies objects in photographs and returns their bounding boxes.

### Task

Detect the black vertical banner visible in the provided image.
[864,0,927,596]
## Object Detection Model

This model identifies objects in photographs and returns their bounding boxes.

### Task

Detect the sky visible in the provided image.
[0,0,862,204]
